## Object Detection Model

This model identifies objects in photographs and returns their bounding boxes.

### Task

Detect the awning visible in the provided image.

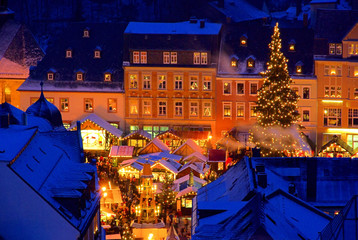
[109,146,134,157]
[69,113,123,138]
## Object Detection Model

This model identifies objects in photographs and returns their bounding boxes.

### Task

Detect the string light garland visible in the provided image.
[249,23,306,157]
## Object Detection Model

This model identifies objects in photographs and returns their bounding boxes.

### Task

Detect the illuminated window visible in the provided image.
[324,65,329,76]
[218,162,224,171]
[303,87,310,99]
[47,72,54,80]
[194,52,201,64]
[175,101,183,116]
[143,100,151,115]
[130,125,139,133]
[223,82,231,95]
[104,73,111,81]
[247,58,255,68]
[129,74,138,89]
[130,100,138,115]
[190,76,199,91]
[143,75,151,89]
[4,87,10,103]
[94,50,101,58]
[190,102,199,116]
[329,43,336,55]
[240,35,247,47]
[163,52,170,64]
[250,103,257,118]
[354,67,358,77]
[158,101,167,116]
[158,75,166,90]
[83,29,89,37]
[84,98,93,112]
[324,78,342,98]
[324,108,341,126]
[236,102,244,118]
[296,65,302,73]
[250,83,258,95]
[140,51,147,64]
[348,109,358,126]
[201,52,208,64]
[236,82,244,95]
[203,76,211,91]
[303,110,309,122]
[289,40,295,52]
[231,60,237,67]
[60,98,69,112]
[336,44,342,55]
[347,134,358,149]
[76,72,83,81]
[354,88,358,99]
[66,49,72,58]
[223,102,232,118]
[203,102,212,117]
[174,75,183,90]
[171,52,177,64]
[133,51,139,63]
[337,65,342,76]
[292,87,299,96]
[108,98,117,112]
[348,44,358,56]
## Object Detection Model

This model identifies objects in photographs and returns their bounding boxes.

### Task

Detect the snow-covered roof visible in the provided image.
[310,0,336,3]
[179,162,206,175]
[69,113,123,138]
[140,151,182,161]
[174,174,207,185]
[123,129,152,140]
[109,146,134,157]
[176,186,198,199]
[7,127,100,233]
[138,138,171,155]
[173,139,203,156]
[182,152,208,163]
[125,21,222,35]
[152,159,181,174]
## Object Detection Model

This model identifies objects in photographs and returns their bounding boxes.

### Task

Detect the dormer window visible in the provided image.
[295,61,303,74]
[104,73,111,81]
[329,43,336,55]
[76,71,84,81]
[83,28,90,38]
[94,47,101,58]
[231,57,238,67]
[289,40,296,52]
[336,44,342,55]
[66,49,72,58]
[247,57,255,68]
[240,35,247,47]
[47,72,54,80]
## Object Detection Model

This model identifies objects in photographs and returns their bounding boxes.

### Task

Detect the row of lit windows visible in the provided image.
[223,81,258,95]
[329,43,342,55]
[324,65,342,76]
[322,108,358,127]
[30,97,118,113]
[129,74,212,91]
[65,49,101,59]
[230,58,303,74]
[238,35,296,52]
[132,51,208,65]
[222,102,257,119]
[47,72,112,81]
[129,100,212,117]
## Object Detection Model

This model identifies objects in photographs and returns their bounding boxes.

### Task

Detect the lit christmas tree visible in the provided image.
[250,22,303,157]
[157,172,176,214]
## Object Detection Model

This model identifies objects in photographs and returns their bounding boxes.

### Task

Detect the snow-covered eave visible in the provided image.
[78,193,101,235]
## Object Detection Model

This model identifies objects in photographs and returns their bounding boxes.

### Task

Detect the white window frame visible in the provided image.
[143,74,151,90]
[203,76,212,91]
[129,73,138,89]
[354,66,358,77]
[158,74,167,90]
[133,51,139,63]
[174,75,183,90]
[249,82,258,95]
[194,52,201,65]
[302,108,310,122]
[302,87,310,99]
[349,109,358,127]
[143,100,152,116]
[236,81,245,95]
[190,102,199,117]
[324,79,342,98]
[201,52,208,65]
[171,52,177,64]
[47,72,54,80]
[336,44,342,55]
[223,102,232,119]
[324,108,341,127]
[329,43,336,55]
[354,88,358,99]
[60,98,69,112]
[83,29,89,38]
[190,76,199,91]
[129,100,139,115]
[249,102,257,118]
[163,52,170,64]
[140,51,147,64]
[76,72,83,81]
[66,50,72,58]
[104,73,111,82]
[174,101,183,117]
[203,102,212,117]
[158,101,167,116]
[236,102,245,119]
[223,81,232,95]
[94,50,101,58]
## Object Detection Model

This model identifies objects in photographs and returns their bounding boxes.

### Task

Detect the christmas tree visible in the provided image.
[157,172,176,214]
[250,22,302,157]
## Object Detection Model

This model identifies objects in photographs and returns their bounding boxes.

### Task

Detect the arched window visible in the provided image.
[240,35,248,47]
[83,28,90,38]
[289,39,296,52]
[76,70,84,81]
[66,48,72,58]
[247,57,255,68]
[231,57,238,67]
[295,61,303,74]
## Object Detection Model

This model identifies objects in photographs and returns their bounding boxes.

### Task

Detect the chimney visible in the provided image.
[303,13,308,27]
[257,172,267,188]
[0,113,9,128]
[200,20,205,28]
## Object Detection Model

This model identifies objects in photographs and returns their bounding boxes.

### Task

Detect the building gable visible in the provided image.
[343,23,358,41]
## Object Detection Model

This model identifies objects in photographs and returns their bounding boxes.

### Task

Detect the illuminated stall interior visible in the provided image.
[70,113,123,152]
[156,130,184,151]
[109,146,134,166]
[123,130,152,155]
[319,135,354,158]
[173,139,204,158]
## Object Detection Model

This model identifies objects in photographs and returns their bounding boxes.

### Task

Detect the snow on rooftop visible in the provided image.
[0,20,20,60]
[125,21,222,35]
[139,151,182,161]
[183,152,208,163]
[174,174,207,185]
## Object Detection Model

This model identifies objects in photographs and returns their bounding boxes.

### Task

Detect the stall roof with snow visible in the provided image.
[173,139,203,157]
[138,138,171,155]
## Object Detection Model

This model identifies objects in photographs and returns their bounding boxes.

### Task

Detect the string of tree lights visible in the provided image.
[250,22,307,157]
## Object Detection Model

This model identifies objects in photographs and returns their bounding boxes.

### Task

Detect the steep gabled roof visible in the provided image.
[173,139,203,157]
[138,138,170,155]
[319,135,354,155]
[123,129,152,141]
